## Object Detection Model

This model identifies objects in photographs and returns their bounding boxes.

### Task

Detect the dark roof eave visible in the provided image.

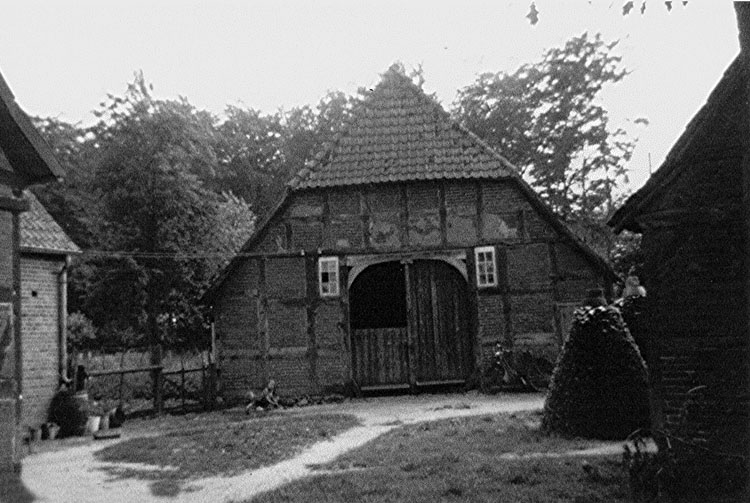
[608,54,742,234]
[20,246,80,257]
[0,70,64,186]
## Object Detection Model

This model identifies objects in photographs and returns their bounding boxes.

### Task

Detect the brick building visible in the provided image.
[0,70,62,472]
[19,192,79,431]
[609,56,748,491]
[207,67,612,400]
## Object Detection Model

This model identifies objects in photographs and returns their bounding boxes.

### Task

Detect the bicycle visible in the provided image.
[492,344,552,392]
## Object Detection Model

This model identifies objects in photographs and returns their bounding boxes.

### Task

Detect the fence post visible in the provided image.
[152,365,163,414]
[151,343,163,414]
[181,358,186,413]
[118,351,126,404]
[204,363,216,411]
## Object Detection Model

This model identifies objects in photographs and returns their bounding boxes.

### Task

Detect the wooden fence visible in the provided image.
[81,356,217,415]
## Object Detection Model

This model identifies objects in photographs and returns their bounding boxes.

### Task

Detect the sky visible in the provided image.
[0,0,739,192]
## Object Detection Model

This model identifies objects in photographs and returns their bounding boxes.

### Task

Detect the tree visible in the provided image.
[454,33,643,253]
[280,90,357,186]
[211,90,356,221]
[81,73,253,349]
[526,1,687,25]
[31,117,98,248]
[213,107,286,219]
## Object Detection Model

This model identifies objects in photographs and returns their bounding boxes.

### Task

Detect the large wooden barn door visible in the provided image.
[350,262,410,389]
[351,327,409,389]
[350,259,472,391]
[408,260,472,385]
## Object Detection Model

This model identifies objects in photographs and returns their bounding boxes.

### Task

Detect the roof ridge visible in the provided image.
[289,65,429,189]
[289,63,517,190]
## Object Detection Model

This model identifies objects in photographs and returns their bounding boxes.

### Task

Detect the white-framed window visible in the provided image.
[474,246,498,288]
[318,257,340,297]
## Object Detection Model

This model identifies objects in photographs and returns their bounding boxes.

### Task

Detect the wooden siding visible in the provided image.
[631,75,749,488]
[352,328,409,388]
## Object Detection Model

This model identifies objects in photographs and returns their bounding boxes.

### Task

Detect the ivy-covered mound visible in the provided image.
[542,305,650,440]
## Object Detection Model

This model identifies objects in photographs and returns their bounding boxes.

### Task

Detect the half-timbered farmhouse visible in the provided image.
[609,56,748,491]
[207,66,612,400]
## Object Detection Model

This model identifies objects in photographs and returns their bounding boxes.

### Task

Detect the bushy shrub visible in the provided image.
[66,312,97,352]
[542,305,650,440]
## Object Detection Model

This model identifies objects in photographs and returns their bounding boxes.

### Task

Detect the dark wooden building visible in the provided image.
[609,56,748,490]
[207,67,612,400]
[0,70,62,472]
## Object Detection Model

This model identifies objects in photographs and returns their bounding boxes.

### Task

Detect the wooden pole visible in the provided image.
[118,351,125,404]
[402,259,417,392]
[151,345,163,414]
[181,355,186,412]
[57,255,70,383]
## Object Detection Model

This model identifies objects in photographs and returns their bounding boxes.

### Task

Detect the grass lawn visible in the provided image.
[252,411,630,503]
[95,410,360,497]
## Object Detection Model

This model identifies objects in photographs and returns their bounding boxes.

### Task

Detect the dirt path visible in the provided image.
[22,392,544,503]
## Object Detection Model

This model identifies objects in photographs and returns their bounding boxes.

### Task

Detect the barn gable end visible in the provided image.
[210,66,612,400]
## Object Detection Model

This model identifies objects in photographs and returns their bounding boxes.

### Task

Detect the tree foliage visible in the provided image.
[31,117,98,247]
[455,33,638,224]
[526,1,687,25]
[33,72,353,350]
[454,33,644,259]
[35,74,256,348]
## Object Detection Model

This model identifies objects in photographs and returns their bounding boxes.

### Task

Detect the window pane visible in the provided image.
[475,247,497,287]
[319,257,339,296]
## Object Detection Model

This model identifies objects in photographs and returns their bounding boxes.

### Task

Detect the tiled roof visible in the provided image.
[289,65,517,190]
[20,191,80,255]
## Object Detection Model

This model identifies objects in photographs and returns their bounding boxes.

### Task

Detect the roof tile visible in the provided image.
[20,191,80,255]
[290,66,517,189]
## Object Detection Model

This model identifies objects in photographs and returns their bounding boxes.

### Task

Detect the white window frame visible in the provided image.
[474,246,498,288]
[318,256,340,297]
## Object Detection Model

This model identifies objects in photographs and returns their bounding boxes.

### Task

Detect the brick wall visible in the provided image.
[20,255,63,429]
[216,255,350,402]
[641,218,748,486]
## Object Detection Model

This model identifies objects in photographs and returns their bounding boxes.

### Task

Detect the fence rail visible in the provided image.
[88,365,163,377]
[81,357,217,415]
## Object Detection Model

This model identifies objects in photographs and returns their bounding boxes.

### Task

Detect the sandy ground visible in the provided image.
[21,392,545,503]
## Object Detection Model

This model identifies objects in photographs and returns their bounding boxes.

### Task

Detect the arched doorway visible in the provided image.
[349,259,473,390]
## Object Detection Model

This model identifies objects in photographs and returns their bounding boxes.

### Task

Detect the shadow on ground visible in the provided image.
[98,465,201,498]
[1,471,36,503]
